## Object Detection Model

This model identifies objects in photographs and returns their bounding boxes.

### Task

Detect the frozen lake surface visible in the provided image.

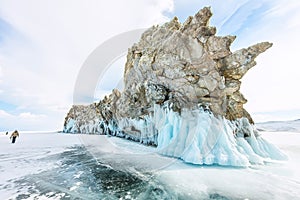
[0,131,299,199]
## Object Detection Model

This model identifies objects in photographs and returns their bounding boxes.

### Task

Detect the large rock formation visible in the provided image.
[120,8,271,123]
[63,7,287,166]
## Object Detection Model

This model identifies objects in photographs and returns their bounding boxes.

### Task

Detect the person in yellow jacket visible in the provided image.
[10,130,19,144]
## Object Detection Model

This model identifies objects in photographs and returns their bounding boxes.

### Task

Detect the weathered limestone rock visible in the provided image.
[64,7,271,135]
[62,7,290,167]
[116,7,271,123]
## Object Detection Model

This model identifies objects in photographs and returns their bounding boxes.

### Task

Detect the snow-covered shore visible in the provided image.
[0,131,299,199]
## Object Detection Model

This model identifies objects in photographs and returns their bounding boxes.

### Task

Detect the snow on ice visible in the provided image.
[0,131,299,199]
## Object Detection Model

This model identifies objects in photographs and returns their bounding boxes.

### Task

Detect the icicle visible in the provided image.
[63,103,287,167]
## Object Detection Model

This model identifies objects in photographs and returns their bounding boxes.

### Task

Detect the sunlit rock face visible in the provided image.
[63,7,286,166]
[118,7,272,123]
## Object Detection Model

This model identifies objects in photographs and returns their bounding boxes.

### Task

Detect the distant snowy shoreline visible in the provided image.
[256,119,300,133]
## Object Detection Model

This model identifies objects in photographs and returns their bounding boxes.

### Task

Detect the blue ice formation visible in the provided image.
[64,104,287,167]
[152,105,287,166]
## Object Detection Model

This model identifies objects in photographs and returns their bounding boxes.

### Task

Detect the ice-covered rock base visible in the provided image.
[64,104,287,167]
[154,105,287,166]
[63,7,287,167]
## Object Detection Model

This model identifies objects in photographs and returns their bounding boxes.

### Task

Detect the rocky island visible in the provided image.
[63,7,287,166]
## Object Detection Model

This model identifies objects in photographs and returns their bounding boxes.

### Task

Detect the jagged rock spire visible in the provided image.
[64,7,272,134]
[120,7,271,123]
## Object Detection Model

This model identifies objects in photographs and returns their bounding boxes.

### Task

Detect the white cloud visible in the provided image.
[0,109,12,118]
[0,0,174,104]
[19,112,46,119]
[0,109,50,131]
[0,65,3,84]
[0,0,173,130]
[240,0,300,116]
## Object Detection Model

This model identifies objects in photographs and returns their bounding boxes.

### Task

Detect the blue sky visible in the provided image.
[0,0,300,131]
